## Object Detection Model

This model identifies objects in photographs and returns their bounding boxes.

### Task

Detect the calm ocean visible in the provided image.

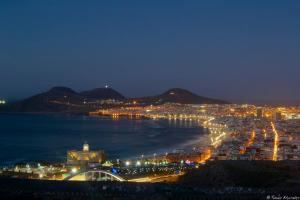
[0,113,207,166]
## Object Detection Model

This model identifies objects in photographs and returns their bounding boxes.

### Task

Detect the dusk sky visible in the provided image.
[0,0,299,104]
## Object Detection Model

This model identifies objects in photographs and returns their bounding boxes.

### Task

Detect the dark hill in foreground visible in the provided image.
[0,161,299,199]
[178,160,300,188]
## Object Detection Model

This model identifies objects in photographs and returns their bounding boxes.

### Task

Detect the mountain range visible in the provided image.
[0,86,229,112]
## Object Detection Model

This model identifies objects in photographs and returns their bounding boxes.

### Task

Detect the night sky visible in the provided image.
[0,0,299,104]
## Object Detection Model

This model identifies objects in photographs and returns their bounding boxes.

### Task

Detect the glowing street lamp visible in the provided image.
[71,168,77,174]
[125,161,130,166]
[136,161,141,166]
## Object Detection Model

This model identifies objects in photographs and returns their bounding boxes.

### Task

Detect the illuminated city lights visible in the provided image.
[271,122,279,161]
[1,103,300,185]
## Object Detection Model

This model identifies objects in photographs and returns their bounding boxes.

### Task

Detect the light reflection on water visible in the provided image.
[0,114,207,166]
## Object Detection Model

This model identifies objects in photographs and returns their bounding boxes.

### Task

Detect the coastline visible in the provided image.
[0,113,207,165]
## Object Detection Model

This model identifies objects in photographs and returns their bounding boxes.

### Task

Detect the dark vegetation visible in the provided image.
[178,160,300,189]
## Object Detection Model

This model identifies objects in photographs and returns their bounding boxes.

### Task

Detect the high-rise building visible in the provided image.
[256,107,263,118]
[273,112,282,121]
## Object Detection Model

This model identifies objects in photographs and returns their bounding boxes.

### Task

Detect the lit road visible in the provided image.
[271,122,279,161]
[211,132,226,147]
[128,177,152,182]
[128,174,182,183]
[240,130,255,154]
[248,130,256,146]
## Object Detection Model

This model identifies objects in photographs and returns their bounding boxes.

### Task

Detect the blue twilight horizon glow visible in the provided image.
[0,0,299,104]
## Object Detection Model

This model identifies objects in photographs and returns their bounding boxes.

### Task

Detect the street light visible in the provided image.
[136,161,141,166]
[71,168,77,174]
[125,161,130,166]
